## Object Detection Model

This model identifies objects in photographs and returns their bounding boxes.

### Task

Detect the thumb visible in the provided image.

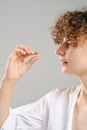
[26,55,40,69]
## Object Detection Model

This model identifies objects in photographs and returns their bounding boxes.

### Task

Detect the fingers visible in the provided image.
[12,45,40,58]
[9,45,40,62]
[16,45,41,65]
[27,55,40,64]
[25,55,40,70]
[17,45,40,55]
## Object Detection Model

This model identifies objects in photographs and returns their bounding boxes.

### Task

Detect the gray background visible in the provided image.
[0,0,86,108]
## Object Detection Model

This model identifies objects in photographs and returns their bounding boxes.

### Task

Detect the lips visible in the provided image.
[61,59,68,65]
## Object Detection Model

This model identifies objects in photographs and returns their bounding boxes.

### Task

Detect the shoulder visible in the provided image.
[46,86,77,96]
[45,86,78,103]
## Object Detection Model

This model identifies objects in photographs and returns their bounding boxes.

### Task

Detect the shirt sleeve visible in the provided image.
[0,95,47,130]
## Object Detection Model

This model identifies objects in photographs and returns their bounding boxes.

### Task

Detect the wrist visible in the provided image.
[2,76,18,83]
[1,77,18,90]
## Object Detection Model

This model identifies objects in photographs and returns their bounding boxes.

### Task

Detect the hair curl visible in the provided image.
[51,9,87,47]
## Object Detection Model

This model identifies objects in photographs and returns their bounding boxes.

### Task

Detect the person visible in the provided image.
[0,8,87,130]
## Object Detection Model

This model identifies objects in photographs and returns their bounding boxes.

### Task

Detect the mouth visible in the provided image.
[61,60,68,65]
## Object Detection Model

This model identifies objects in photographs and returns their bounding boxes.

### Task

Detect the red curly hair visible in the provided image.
[50,9,87,47]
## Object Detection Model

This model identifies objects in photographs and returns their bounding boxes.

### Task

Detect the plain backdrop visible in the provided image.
[0,0,87,108]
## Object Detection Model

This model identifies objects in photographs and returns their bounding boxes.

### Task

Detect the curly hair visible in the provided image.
[51,9,87,47]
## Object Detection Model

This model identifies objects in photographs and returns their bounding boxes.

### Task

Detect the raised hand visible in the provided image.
[4,45,40,81]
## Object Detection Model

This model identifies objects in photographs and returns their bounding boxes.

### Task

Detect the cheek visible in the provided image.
[66,49,80,63]
[66,51,75,62]
[68,56,87,75]
[65,49,87,75]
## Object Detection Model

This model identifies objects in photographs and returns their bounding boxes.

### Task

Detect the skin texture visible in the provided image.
[0,45,40,127]
[0,10,87,129]
[55,36,87,130]
[0,37,87,129]
[56,37,87,76]
[51,9,87,129]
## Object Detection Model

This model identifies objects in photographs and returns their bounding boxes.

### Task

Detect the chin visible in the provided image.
[62,68,74,75]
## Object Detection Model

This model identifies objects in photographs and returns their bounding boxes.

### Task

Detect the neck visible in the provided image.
[77,76,87,106]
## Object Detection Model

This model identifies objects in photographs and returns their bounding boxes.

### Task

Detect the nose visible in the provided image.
[55,44,65,56]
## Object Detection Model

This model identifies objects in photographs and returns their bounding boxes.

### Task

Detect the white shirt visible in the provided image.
[0,85,81,130]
